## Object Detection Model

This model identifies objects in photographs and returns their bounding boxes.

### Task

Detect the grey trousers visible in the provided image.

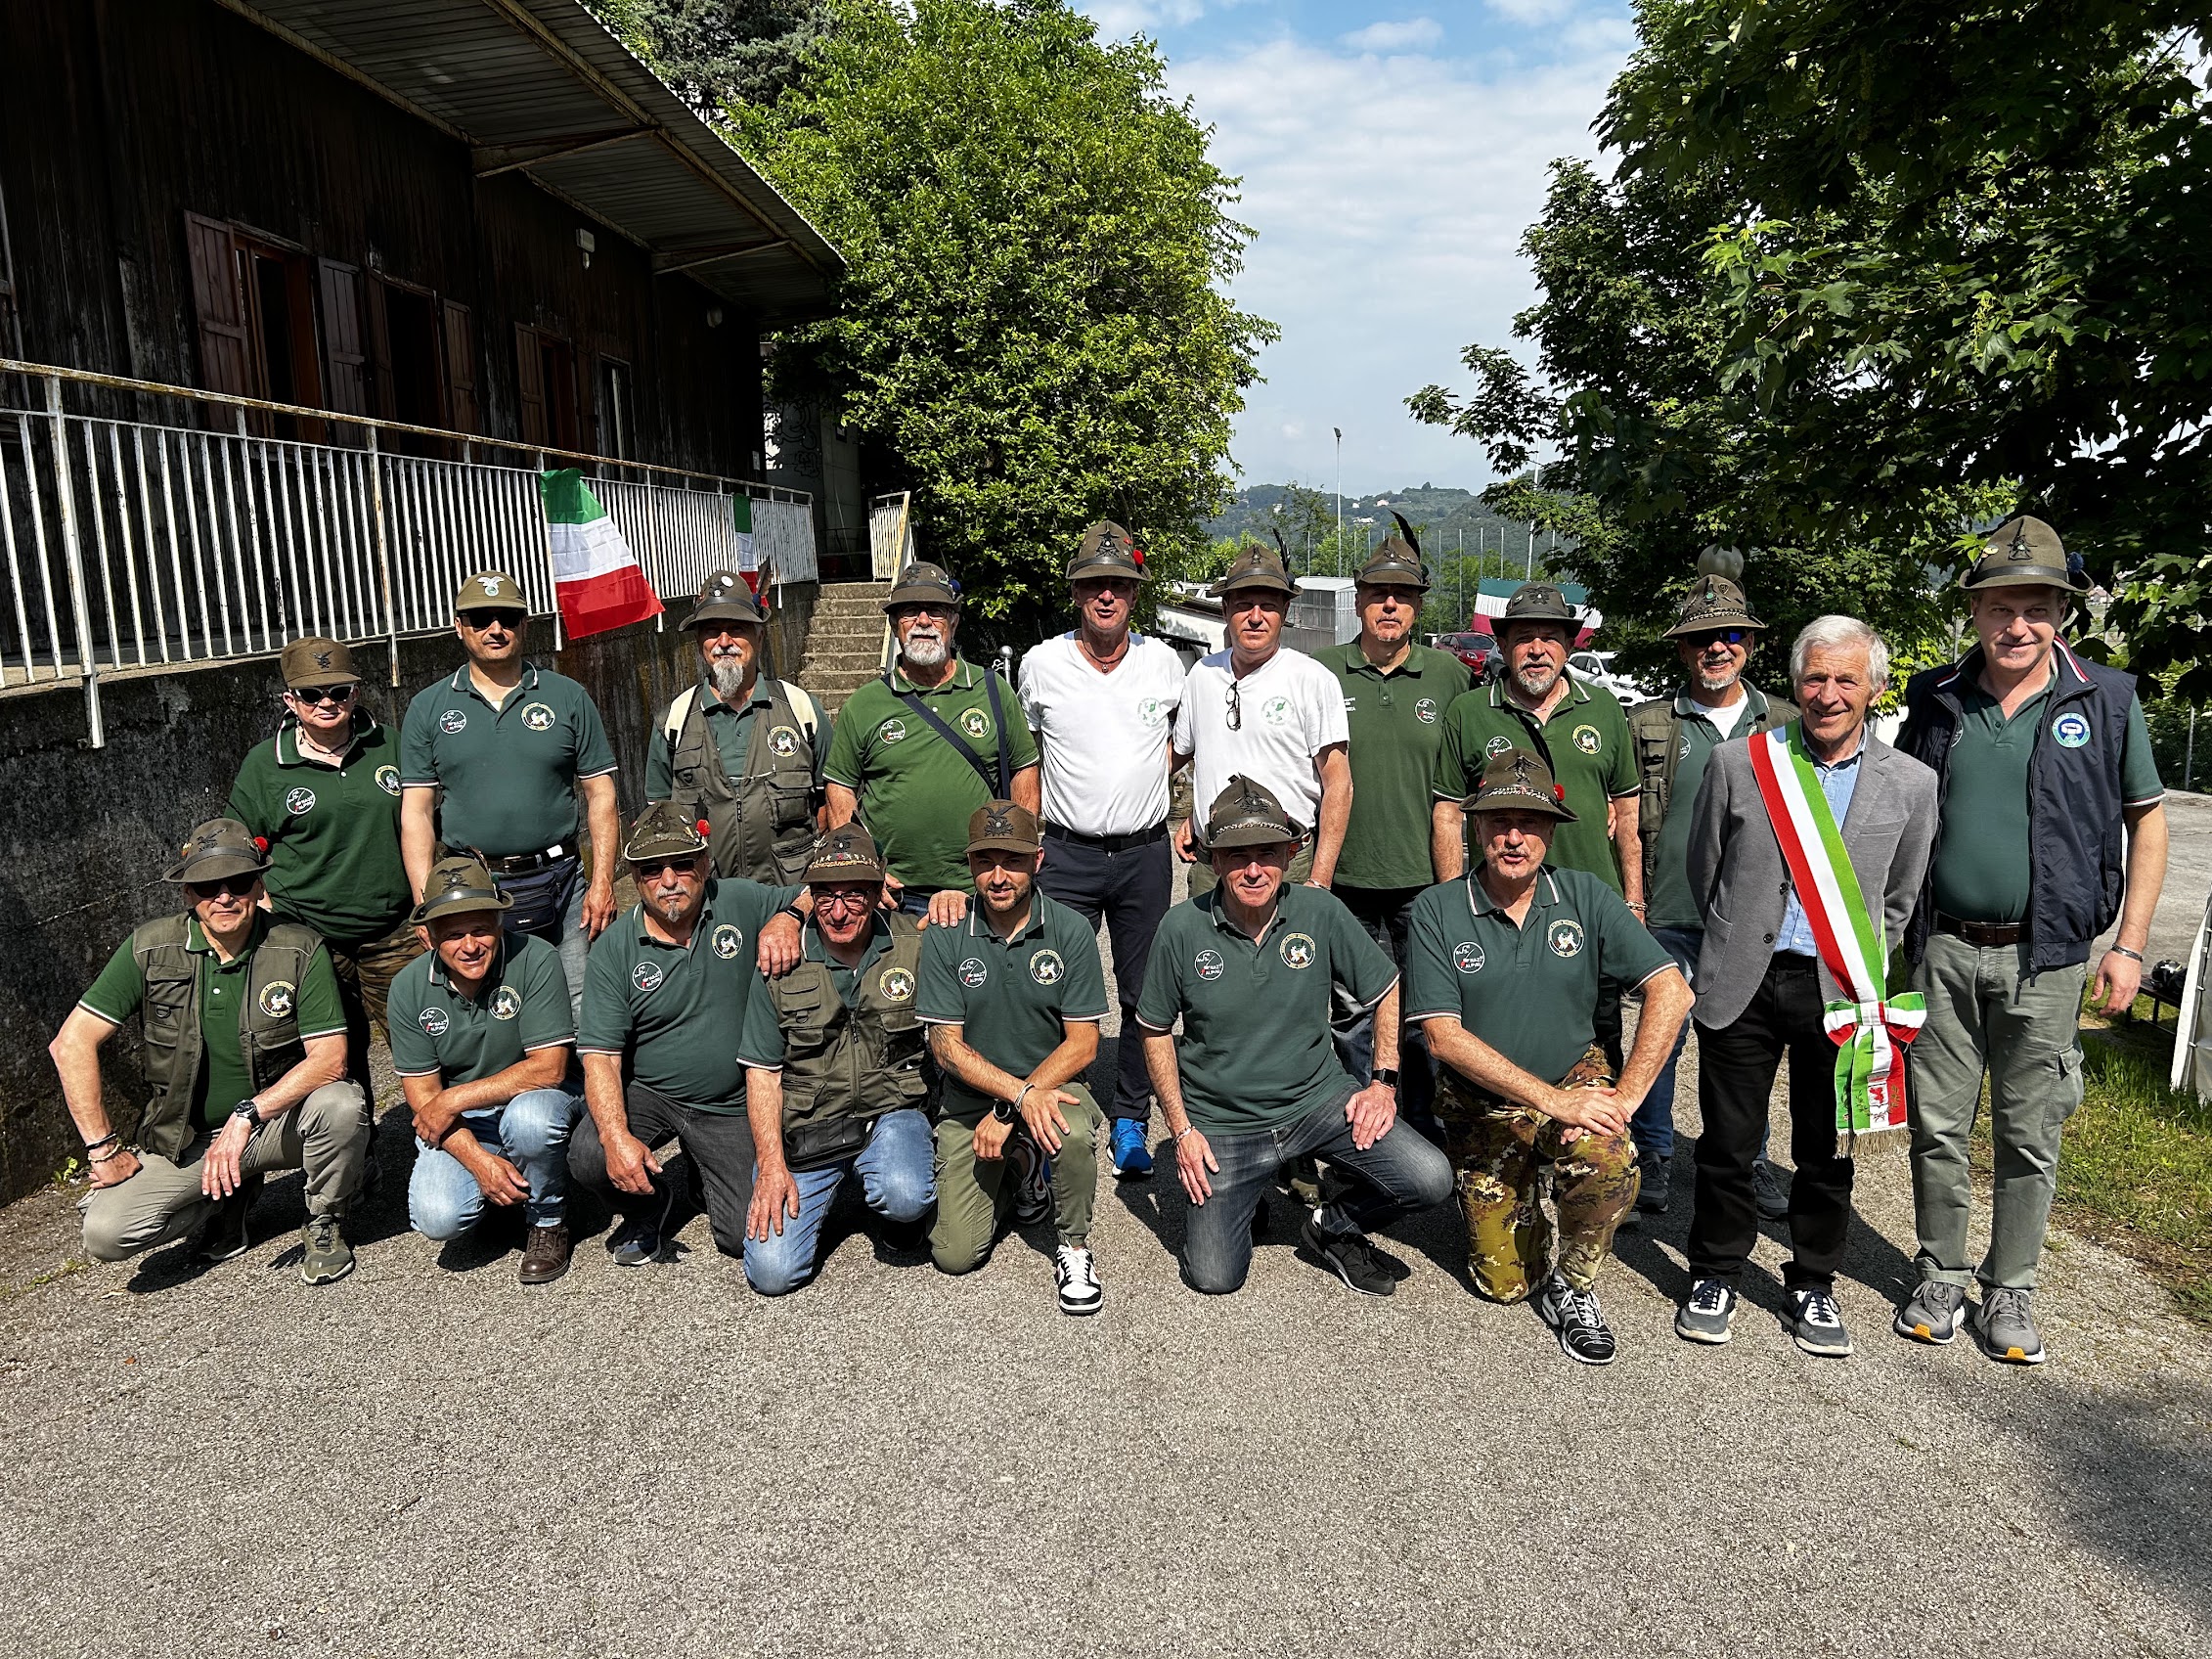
[81,1081,372,1263]
[1907,933,2088,1291]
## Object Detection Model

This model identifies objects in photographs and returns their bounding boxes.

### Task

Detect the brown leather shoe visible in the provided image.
[517,1223,572,1285]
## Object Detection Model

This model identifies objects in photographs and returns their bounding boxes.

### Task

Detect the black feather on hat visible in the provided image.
[1390,511,1422,559]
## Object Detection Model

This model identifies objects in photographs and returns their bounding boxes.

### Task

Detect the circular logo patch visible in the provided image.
[284,786,317,816]
[878,966,916,1003]
[489,986,521,1021]
[1279,932,1315,969]
[418,1006,450,1037]
[1195,948,1226,981]
[258,980,296,1018]
[959,707,992,740]
[1452,940,1486,974]
[1678,734,1692,762]
[711,923,741,960]
[1261,695,1292,727]
[768,725,801,758]
[1572,724,1602,756]
[632,962,665,994]
[1030,949,1065,986]
[438,708,467,735]
[1483,734,1515,759]
[1137,696,1169,729]
[2052,711,2092,749]
[958,957,989,989]
[376,765,401,796]
[521,702,555,733]
[1547,919,1585,959]
[880,717,907,745]
[1415,697,1438,725]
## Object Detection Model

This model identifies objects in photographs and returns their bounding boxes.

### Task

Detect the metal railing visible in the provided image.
[0,361,816,746]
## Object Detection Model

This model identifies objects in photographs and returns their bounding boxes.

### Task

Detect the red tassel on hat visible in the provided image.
[252,835,269,852]
[1554,785,1566,803]
[695,820,711,838]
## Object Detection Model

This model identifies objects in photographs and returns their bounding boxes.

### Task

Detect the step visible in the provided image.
[799,652,886,680]
[818,582,894,601]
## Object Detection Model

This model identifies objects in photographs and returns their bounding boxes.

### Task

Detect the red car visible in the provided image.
[1433,632,1496,676]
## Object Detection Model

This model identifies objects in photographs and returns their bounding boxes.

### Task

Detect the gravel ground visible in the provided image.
[4,850,2210,1658]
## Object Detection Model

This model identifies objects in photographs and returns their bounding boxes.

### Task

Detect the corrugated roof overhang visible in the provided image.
[212,0,843,325]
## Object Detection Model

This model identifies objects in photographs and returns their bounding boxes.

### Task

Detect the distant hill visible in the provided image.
[1205,482,1559,575]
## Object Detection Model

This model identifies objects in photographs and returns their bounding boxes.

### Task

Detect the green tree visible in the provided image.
[728,0,1277,640]
[592,0,834,110]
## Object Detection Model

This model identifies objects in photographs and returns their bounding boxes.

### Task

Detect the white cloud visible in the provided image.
[1486,0,1584,24]
[1340,19,1444,53]
[1084,0,1208,36]
[1173,28,1631,491]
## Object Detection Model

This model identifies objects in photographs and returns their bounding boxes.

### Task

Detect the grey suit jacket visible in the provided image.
[1686,727,1939,1030]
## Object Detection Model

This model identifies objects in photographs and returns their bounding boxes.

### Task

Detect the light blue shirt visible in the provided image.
[1775,743,1865,958]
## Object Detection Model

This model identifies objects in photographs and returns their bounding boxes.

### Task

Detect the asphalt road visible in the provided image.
[4,840,2210,1657]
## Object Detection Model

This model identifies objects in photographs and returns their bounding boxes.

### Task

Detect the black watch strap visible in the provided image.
[992,1099,1018,1123]
[777,903,806,924]
[1369,1068,1400,1089]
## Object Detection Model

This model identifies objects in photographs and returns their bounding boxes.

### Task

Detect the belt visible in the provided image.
[1042,821,1169,855]
[468,843,571,875]
[1936,912,2023,947]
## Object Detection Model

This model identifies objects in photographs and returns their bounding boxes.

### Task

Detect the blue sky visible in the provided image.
[1076,2,1637,495]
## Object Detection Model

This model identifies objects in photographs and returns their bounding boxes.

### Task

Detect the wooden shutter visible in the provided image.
[183,212,251,398]
[316,259,369,420]
[442,300,478,434]
[514,323,547,447]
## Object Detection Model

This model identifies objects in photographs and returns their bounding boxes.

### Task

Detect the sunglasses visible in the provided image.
[633,857,702,880]
[891,604,956,622]
[1225,680,1243,732]
[288,683,356,706]
[1687,629,1751,648]
[458,608,519,631]
[187,875,258,900]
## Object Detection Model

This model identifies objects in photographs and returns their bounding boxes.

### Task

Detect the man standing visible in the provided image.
[1137,778,1454,1297]
[825,562,1040,924]
[388,856,581,1284]
[1675,618,1937,1358]
[1405,750,1692,1365]
[229,636,422,1091]
[1621,575,1792,1220]
[737,824,938,1295]
[1314,527,1473,1136]
[1172,543,1350,893]
[569,804,803,1267]
[919,802,1111,1315]
[1019,521,1184,1178]
[646,569,830,886]
[399,571,620,1013]
[48,819,368,1283]
[1893,516,2168,1365]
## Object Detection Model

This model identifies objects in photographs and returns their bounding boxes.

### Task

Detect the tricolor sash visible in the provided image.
[1747,723,1924,1152]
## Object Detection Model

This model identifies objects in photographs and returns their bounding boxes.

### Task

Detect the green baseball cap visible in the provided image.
[1204,775,1303,848]
[455,571,529,615]
[1067,521,1148,584]
[411,856,513,925]
[1960,516,2089,595]
[686,569,766,629]
[805,823,887,885]
[165,818,272,884]
[281,636,359,689]
[624,801,711,865]
[1468,747,1576,821]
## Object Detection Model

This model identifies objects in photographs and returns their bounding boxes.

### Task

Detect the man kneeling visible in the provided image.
[1406,750,1692,1363]
[1138,777,1454,1295]
[737,825,936,1293]
[389,856,582,1282]
[919,802,1110,1314]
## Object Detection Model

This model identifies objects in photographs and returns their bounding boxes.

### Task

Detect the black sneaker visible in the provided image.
[190,1177,262,1264]
[607,1218,663,1268]
[1635,1156,1670,1215]
[1675,1277,1738,1344]
[1752,1158,1792,1222]
[1007,1133,1053,1228]
[1298,1213,1396,1297]
[1789,1286,1854,1358]
[1534,1274,1618,1366]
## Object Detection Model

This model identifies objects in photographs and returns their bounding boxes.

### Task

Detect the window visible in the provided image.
[515,324,580,452]
[596,356,634,460]
[184,213,323,437]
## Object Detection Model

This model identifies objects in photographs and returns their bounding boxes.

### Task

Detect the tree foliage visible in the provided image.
[726,0,1276,638]
[593,0,834,110]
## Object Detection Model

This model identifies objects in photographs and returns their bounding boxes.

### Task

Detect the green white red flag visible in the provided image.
[540,470,663,639]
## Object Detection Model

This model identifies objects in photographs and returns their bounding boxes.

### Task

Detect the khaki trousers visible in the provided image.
[81,1081,370,1262]
[931,1084,1102,1270]
[326,918,426,1092]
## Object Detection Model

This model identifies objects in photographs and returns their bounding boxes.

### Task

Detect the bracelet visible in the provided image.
[1172,1124,1199,1143]
[1012,1083,1033,1112]
[1626,901,1648,914]
[88,1144,126,1165]
[2108,944,2145,963]
[82,1132,119,1154]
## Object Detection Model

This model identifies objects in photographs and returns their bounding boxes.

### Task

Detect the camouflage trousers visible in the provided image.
[1438,1063,1641,1301]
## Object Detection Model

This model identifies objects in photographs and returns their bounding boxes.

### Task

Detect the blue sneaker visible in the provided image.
[1111,1117,1154,1180]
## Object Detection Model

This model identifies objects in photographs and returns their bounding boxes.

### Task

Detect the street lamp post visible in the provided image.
[1333,427,1343,577]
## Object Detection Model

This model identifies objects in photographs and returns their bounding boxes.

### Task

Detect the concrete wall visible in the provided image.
[0,582,816,1203]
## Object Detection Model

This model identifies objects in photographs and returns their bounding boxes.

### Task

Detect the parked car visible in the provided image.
[1433,632,1496,676]
[1570,650,1655,703]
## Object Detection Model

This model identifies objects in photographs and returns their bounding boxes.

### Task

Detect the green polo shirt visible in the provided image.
[643,678,833,797]
[916,892,1110,1122]
[228,714,412,944]
[1406,867,1673,1088]
[576,876,799,1113]
[1645,685,1779,931]
[1434,674,1637,892]
[401,662,617,858]
[1316,641,1474,890]
[1135,884,1396,1136]
[79,914,345,1129]
[1930,677,2161,924]
[387,934,572,1088]
[824,660,1040,893]
[736,917,901,1069]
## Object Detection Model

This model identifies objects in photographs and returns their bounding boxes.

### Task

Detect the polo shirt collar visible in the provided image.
[1464,868,1560,919]
[187,912,269,959]
[1489,673,1590,713]
[889,658,978,695]
[701,674,774,713]
[275,710,382,766]
[1343,643,1429,680]
[446,660,541,701]
[967,892,1042,946]
[1204,887,1288,944]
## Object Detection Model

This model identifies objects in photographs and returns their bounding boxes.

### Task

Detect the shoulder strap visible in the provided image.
[779,680,819,741]
[883,671,1008,796]
[664,685,698,746]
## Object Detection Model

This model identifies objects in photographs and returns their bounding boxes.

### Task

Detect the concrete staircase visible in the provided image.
[797,581,893,713]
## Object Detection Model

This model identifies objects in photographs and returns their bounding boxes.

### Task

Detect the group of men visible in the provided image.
[50,509,2166,1366]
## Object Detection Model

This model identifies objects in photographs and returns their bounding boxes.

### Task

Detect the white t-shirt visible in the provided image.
[1697,693,1755,740]
[1172,646,1349,838]
[1018,631,1186,835]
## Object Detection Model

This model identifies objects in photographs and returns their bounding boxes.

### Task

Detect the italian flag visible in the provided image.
[733,494,762,595]
[541,470,664,639]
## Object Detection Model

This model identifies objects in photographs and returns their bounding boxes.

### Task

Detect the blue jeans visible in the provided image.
[495,855,588,1021]
[1627,925,1703,1164]
[1181,1090,1454,1294]
[409,1086,583,1238]
[743,1107,936,1296]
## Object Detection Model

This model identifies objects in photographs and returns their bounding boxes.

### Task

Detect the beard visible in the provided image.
[1512,660,1561,702]
[707,653,750,701]
[1694,661,1742,695]
[902,633,949,669]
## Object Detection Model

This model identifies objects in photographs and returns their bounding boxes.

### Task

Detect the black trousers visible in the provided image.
[1687,956,1854,1292]
[1332,883,1438,1137]
[568,1082,758,1258]
[1036,830,1172,1123]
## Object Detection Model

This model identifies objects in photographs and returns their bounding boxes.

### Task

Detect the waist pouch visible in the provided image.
[783,1112,878,1172]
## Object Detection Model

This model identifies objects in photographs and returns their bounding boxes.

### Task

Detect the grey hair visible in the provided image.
[1790,614,1890,691]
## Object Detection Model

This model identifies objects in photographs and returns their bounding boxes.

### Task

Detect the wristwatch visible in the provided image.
[231,1098,260,1131]
[777,903,806,926]
[1369,1068,1400,1090]
[991,1099,1018,1124]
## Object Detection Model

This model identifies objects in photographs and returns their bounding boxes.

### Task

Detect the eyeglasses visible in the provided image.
[815,888,876,914]
[891,604,956,622]
[1687,629,1751,648]
[288,684,356,706]
[458,608,518,631]
[1225,680,1242,731]
[187,875,258,900]
[633,857,702,880]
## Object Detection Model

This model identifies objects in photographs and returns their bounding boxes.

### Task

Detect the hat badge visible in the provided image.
[312,650,332,669]
[2008,527,2032,561]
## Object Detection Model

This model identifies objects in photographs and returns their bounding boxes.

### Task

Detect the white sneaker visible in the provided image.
[1054,1244,1102,1317]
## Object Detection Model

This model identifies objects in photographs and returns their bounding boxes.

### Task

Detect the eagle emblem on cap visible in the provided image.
[1510,754,1539,785]
[2008,526,2033,560]
[985,806,1016,837]
[479,576,502,598]
[312,650,333,669]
